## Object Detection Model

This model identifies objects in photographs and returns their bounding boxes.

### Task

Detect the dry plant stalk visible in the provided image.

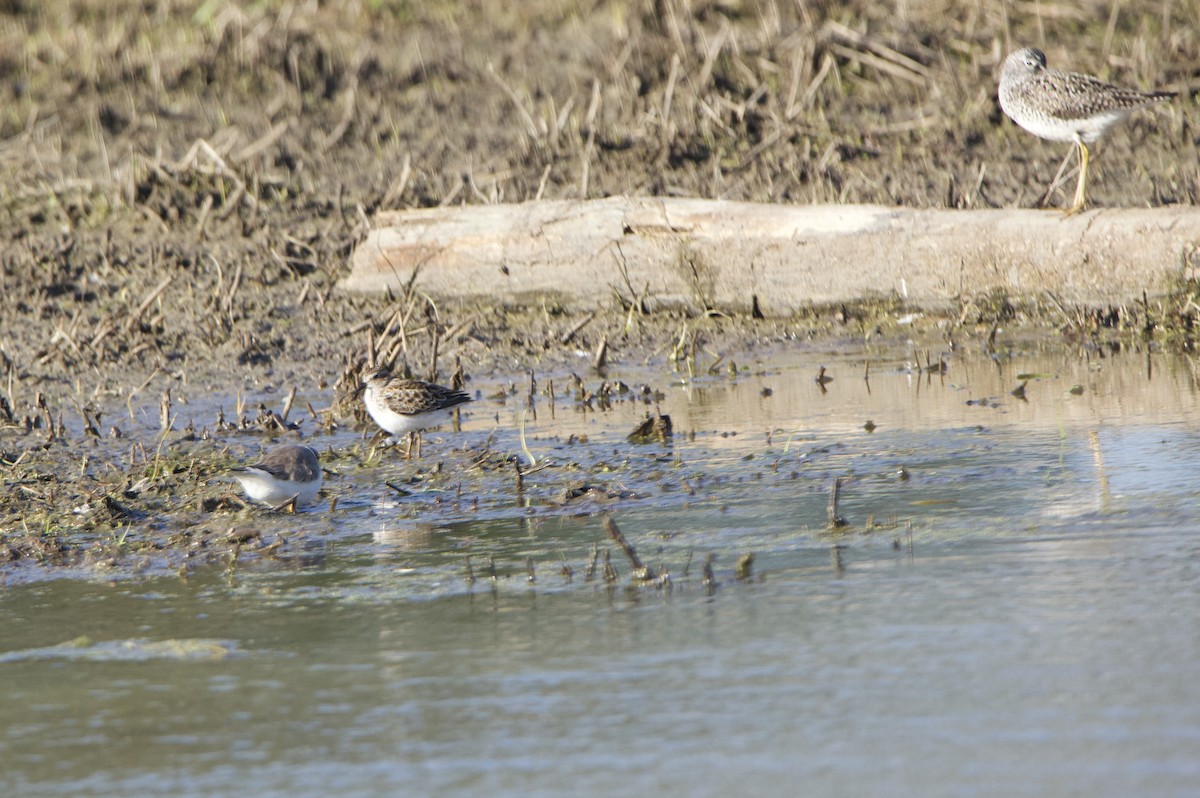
[159,388,172,432]
[603,515,655,581]
[828,477,848,528]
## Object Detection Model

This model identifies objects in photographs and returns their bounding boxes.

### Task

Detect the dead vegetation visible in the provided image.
[2,0,1196,387]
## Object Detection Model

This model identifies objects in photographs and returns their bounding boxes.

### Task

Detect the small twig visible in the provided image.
[159,388,172,432]
[426,322,441,383]
[585,543,600,581]
[828,477,848,528]
[578,79,600,197]
[486,62,540,139]
[593,334,608,371]
[602,549,618,583]
[702,554,717,594]
[603,515,654,581]
[127,276,172,333]
[281,386,297,423]
[560,311,596,345]
[223,261,243,322]
[660,53,681,148]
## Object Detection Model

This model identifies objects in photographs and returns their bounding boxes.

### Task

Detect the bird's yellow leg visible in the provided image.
[1065,140,1090,216]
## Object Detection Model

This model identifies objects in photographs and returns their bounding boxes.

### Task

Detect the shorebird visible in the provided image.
[231,444,323,508]
[361,368,471,457]
[998,47,1175,215]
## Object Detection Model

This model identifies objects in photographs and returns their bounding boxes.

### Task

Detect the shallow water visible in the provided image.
[4,345,1200,796]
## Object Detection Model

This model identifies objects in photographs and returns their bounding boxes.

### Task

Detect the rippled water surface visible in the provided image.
[4,347,1200,796]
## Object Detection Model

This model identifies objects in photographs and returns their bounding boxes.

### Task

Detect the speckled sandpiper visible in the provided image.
[361,368,471,457]
[998,47,1175,215]
[231,444,323,508]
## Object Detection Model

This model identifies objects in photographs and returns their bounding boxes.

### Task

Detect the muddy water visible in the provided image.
[4,346,1200,796]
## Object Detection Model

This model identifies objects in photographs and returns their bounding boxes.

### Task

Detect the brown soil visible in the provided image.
[1,0,1197,574]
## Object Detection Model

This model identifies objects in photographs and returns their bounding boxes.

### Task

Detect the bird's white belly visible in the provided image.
[1012,107,1132,144]
[365,390,451,436]
[239,472,322,506]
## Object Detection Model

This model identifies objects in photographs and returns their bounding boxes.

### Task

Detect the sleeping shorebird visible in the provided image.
[361,368,471,457]
[231,444,323,509]
[998,47,1175,215]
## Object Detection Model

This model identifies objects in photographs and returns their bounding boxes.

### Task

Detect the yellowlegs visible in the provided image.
[998,47,1175,215]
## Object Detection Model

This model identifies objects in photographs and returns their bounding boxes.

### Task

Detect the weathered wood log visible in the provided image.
[339,198,1200,314]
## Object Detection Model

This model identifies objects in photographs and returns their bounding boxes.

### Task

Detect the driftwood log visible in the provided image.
[339,198,1200,315]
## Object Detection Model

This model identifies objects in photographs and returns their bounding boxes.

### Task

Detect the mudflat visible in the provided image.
[0,1,1196,571]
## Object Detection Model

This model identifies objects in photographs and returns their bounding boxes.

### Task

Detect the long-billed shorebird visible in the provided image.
[361,368,471,457]
[231,444,323,508]
[998,47,1175,215]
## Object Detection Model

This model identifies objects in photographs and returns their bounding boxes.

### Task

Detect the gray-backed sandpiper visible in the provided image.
[232,444,323,508]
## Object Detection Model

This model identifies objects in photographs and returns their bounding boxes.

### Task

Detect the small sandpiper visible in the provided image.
[361,368,471,457]
[998,47,1175,215]
[231,444,323,508]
